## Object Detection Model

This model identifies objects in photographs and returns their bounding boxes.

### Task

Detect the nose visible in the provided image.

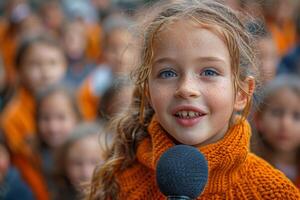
[175,74,201,99]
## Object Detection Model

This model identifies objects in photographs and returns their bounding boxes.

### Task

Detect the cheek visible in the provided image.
[63,116,77,132]
[38,120,50,137]
[259,114,278,135]
[25,67,42,82]
[204,82,234,110]
[148,82,172,111]
[66,162,80,182]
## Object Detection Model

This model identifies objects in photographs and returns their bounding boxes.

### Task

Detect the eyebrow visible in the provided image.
[153,56,226,65]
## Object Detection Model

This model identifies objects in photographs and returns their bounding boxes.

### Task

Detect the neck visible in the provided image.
[274,151,298,165]
[265,148,298,166]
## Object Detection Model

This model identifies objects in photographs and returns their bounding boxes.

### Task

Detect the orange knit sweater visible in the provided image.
[116,116,300,199]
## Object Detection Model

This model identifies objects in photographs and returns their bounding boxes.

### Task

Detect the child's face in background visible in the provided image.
[38,92,78,148]
[0,144,10,183]
[148,20,245,147]
[257,37,278,83]
[20,43,66,94]
[257,88,300,153]
[104,29,135,74]
[63,22,87,60]
[66,135,103,190]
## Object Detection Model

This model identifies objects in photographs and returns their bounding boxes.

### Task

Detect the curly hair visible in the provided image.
[87,0,259,199]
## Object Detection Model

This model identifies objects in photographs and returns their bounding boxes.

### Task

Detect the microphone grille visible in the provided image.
[156,145,208,199]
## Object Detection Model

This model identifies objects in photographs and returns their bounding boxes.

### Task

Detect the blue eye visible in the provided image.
[159,70,177,79]
[201,69,219,76]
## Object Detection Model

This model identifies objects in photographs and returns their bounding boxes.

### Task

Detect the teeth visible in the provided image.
[175,111,202,118]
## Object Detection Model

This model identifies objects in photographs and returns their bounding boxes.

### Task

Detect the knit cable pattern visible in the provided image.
[117,115,300,199]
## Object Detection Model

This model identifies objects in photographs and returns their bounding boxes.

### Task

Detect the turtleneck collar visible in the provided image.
[137,115,251,192]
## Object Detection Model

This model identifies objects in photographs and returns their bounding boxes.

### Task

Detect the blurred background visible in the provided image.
[0,0,299,199]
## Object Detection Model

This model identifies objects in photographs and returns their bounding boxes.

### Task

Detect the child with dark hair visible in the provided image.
[54,121,109,200]
[36,84,82,199]
[78,13,135,121]
[0,34,67,200]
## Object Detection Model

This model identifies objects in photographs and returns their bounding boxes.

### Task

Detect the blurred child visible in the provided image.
[254,75,300,188]
[87,1,300,199]
[0,1,43,86]
[99,76,134,121]
[62,20,96,88]
[262,0,297,56]
[256,30,279,83]
[54,122,109,200]
[0,131,34,200]
[0,34,67,200]
[36,85,82,181]
[78,13,135,120]
[39,0,65,37]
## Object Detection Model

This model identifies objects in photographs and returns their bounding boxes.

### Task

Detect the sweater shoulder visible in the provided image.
[242,153,300,199]
[116,161,164,200]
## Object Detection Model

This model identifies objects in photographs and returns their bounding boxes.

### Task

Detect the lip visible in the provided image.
[171,105,207,115]
[171,105,207,127]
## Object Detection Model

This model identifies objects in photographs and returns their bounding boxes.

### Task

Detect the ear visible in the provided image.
[234,76,255,111]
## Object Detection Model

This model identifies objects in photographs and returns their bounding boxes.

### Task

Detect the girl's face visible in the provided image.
[66,135,103,190]
[257,37,278,83]
[257,88,300,152]
[38,92,78,148]
[105,29,135,74]
[21,43,66,94]
[63,22,87,59]
[148,20,247,147]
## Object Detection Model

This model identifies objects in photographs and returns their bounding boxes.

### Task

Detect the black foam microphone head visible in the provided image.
[156,145,208,199]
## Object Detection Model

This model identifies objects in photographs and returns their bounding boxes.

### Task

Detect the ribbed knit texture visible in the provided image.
[116,115,300,199]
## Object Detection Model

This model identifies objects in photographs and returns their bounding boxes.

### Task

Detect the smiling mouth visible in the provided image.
[174,111,205,119]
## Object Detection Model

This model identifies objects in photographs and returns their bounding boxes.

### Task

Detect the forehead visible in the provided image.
[152,19,230,64]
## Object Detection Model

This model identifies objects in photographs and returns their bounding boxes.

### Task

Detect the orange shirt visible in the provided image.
[267,20,296,56]
[85,23,103,62]
[0,87,49,200]
[116,116,300,199]
[77,77,100,121]
[0,22,18,85]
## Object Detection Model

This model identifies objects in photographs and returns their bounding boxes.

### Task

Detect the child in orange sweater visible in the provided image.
[0,34,67,200]
[87,0,300,199]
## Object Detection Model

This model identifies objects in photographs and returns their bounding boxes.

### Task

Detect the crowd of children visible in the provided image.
[0,0,299,199]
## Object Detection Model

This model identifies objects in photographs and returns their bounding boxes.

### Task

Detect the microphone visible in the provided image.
[156,145,208,200]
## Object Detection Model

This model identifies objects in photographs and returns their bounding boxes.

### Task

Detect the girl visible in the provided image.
[54,122,109,200]
[88,0,300,199]
[36,85,82,173]
[0,34,67,200]
[254,75,300,188]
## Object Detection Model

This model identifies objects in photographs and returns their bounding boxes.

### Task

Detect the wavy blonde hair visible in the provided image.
[87,0,258,199]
